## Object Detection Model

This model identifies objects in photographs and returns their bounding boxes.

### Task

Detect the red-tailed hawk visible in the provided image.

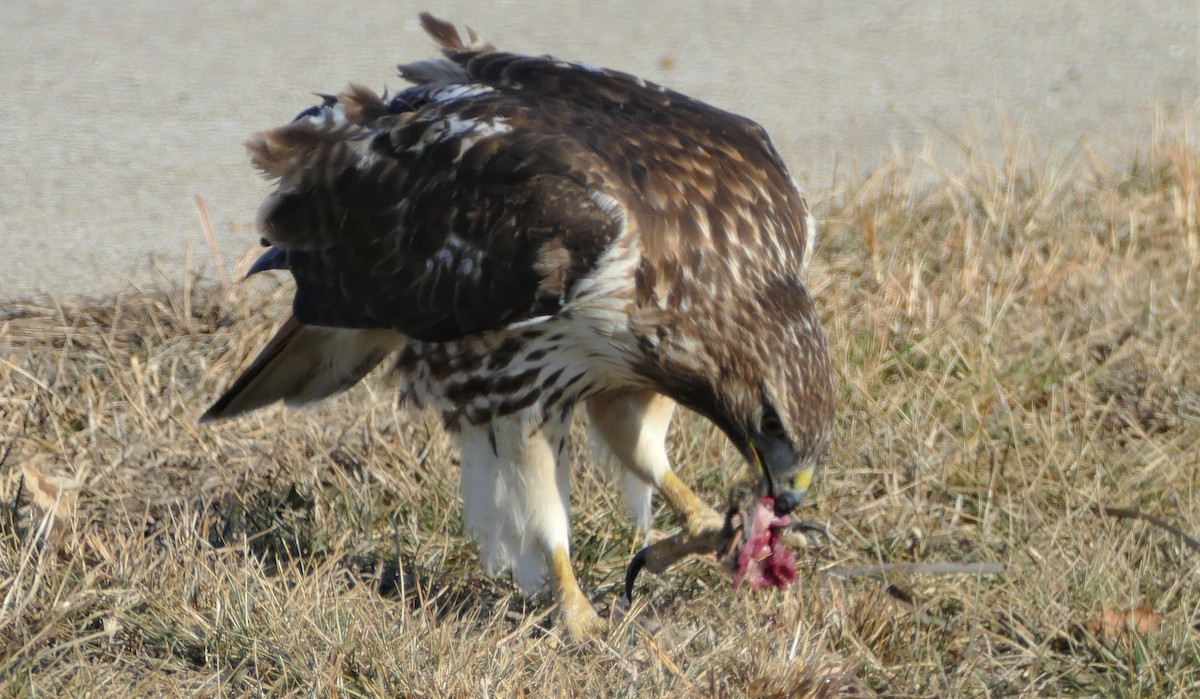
[203,14,834,639]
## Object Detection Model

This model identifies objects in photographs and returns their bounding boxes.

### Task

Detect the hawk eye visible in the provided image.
[761,407,785,439]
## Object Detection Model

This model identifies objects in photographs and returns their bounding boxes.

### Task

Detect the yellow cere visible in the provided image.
[790,467,813,493]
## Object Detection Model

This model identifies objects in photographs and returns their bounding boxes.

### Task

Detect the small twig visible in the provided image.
[634,627,696,691]
[1091,504,1200,555]
[822,561,1004,580]
[391,514,406,604]
[2,452,22,539]
[195,194,231,288]
[882,584,955,632]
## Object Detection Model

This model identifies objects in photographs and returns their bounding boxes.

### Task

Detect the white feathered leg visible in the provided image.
[587,390,724,535]
[586,390,674,533]
[457,410,601,639]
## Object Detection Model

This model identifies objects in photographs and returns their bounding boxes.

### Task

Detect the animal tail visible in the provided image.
[201,315,402,422]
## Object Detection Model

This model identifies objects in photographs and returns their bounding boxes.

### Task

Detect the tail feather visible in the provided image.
[418,12,493,53]
[202,316,403,422]
[399,13,495,85]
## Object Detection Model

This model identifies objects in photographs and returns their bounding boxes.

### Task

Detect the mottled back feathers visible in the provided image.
[230,14,831,461]
[245,13,812,349]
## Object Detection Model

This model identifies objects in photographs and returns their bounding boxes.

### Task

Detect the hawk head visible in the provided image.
[624,273,834,599]
[660,273,834,518]
[722,276,834,517]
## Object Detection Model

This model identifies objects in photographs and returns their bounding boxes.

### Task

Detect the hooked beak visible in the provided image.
[750,442,811,517]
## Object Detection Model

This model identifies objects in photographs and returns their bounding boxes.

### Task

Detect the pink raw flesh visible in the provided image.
[732,497,797,590]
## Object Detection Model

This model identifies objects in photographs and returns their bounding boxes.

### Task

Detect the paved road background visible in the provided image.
[2,1,1197,299]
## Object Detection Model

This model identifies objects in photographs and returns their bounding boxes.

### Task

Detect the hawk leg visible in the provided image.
[458,414,607,641]
[550,547,604,640]
[641,470,730,573]
[588,389,726,530]
[586,390,731,575]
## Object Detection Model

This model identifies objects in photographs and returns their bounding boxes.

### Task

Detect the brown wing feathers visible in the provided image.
[205,15,633,420]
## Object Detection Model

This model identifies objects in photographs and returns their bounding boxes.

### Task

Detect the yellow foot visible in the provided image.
[658,471,723,534]
[560,594,605,641]
[550,546,605,642]
[637,470,733,573]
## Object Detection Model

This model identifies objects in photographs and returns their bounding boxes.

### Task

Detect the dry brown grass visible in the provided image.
[3,122,1199,697]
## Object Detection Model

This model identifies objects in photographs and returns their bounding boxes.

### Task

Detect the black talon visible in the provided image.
[623,546,649,602]
[624,510,740,603]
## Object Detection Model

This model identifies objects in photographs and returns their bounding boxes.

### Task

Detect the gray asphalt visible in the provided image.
[2,1,1196,299]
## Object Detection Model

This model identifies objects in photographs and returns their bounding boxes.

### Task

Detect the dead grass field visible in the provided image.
[3,123,1199,697]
